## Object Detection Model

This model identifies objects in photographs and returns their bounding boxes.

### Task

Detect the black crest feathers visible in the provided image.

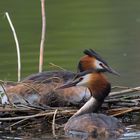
[83,49,108,66]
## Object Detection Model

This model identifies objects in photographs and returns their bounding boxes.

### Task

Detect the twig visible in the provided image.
[52,109,58,137]
[8,118,28,128]
[0,109,76,121]
[49,63,66,71]
[105,97,140,104]
[5,12,21,82]
[0,80,18,86]
[111,86,130,90]
[39,0,46,72]
[0,112,49,121]
[109,86,140,97]
[108,107,140,117]
[109,108,133,117]
[0,106,37,112]
[20,82,41,95]
[40,76,62,84]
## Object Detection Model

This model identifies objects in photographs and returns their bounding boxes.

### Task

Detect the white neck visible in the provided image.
[71,97,102,118]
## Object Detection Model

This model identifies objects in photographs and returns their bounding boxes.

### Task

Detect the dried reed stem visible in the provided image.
[5,12,21,82]
[52,109,58,137]
[49,63,66,71]
[111,86,130,90]
[0,109,76,121]
[8,118,28,128]
[39,0,46,72]
[109,86,140,97]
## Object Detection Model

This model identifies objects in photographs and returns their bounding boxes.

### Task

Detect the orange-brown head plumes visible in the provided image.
[78,49,120,76]
[78,55,95,72]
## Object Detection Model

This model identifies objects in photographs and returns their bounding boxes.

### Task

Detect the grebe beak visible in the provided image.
[102,64,120,76]
[56,70,93,90]
[56,80,78,89]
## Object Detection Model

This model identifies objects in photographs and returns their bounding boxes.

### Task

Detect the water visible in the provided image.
[0,0,140,139]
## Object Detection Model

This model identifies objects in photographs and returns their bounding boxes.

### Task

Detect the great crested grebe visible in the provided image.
[57,59,125,138]
[1,49,116,108]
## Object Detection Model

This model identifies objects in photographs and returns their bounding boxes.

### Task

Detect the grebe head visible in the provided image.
[57,69,111,102]
[57,69,95,89]
[78,49,120,76]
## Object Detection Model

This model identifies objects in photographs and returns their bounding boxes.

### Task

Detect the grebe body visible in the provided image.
[5,71,90,106]
[65,113,124,139]
[2,49,118,108]
[57,51,125,138]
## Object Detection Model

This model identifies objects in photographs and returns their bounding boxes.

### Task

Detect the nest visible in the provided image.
[0,85,140,138]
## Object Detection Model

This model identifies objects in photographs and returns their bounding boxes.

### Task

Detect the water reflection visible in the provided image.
[1,125,140,140]
[120,127,140,140]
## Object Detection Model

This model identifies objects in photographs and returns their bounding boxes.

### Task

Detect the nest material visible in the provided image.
[0,85,140,137]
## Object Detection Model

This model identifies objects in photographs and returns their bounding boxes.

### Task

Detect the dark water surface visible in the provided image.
[0,0,140,139]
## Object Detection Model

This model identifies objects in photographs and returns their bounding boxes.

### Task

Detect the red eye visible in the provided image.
[79,77,83,81]
[77,77,83,83]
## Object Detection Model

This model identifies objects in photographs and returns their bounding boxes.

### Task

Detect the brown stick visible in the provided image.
[111,86,130,90]
[0,107,31,112]
[8,118,28,128]
[108,107,140,116]
[0,110,76,121]
[39,0,46,72]
[109,86,140,97]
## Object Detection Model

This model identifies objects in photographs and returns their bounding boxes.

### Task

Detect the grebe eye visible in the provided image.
[79,77,83,81]
[99,63,103,66]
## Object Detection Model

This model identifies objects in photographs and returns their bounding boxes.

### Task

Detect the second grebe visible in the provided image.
[2,49,118,108]
[57,69,125,138]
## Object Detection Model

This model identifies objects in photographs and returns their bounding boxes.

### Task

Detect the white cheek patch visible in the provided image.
[76,74,91,87]
[95,60,103,70]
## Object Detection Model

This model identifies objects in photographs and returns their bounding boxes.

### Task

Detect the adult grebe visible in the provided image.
[57,67,125,139]
[2,49,117,108]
